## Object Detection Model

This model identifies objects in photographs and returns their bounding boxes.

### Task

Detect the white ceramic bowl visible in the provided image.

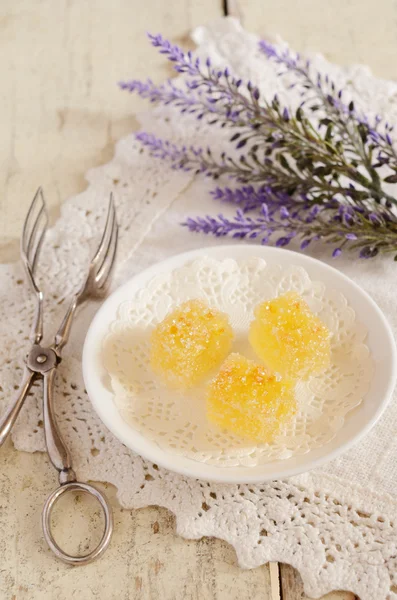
[82,245,397,483]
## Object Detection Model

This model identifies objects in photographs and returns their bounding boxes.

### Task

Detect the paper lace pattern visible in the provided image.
[103,256,373,466]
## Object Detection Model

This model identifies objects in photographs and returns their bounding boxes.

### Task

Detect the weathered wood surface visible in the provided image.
[0,0,221,261]
[237,0,397,81]
[0,441,275,600]
[280,563,357,600]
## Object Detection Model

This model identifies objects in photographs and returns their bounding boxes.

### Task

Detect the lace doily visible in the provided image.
[103,256,373,466]
[1,17,397,600]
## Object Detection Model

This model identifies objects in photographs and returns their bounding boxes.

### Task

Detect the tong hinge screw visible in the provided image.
[36,354,47,364]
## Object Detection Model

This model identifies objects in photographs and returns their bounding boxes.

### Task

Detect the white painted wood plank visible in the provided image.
[236,0,397,80]
[0,443,275,599]
[0,0,222,261]
[270,562,281,600]
[280,563,357,600]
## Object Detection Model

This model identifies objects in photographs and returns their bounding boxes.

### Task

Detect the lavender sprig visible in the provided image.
[259,42,397,187]
[211,185,306,213]
[119,34,266,128]
[136,128,394,205]
[185,196,397,259]
[123,35,397,205]
[119,79,200,108]
[121,34,397,259]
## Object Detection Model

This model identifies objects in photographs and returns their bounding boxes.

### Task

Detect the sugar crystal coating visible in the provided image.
[150,299,233,389]
[249,291,330,380]
[207,353,296,442]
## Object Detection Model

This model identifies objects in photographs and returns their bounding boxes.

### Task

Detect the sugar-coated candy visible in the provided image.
[249,291,330,379]
[150,299,233,389]
[207,353,296,442]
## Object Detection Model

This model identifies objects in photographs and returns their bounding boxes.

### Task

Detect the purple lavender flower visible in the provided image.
[183,191,397,258]
[369,213,382,225]
[259,41,298,69]
[258,40,279,61]
[279,206,290,219]
[119,79,200,108]
[210,185,311,214]
[148,33,199,76]
[276,236,291,247]
[121,33,397,261]
[136,132,186,163]
[259,38,396,154]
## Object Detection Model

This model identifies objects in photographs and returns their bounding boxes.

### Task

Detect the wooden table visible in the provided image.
[1,1,396,598]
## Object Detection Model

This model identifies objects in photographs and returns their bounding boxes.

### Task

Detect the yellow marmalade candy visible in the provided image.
[249,291,330,380]
[150,299,233,389]
[207,353,296,442]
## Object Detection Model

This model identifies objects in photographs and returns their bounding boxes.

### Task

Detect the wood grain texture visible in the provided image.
[0,441,275,600]
[0,0,221,262]
[236,0,397,81]
[280,564,357,600]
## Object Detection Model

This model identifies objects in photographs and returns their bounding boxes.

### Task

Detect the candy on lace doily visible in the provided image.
[102,257,373,465]
[150,299,233,389]
[249,292,331,379]
[207,353,296,442]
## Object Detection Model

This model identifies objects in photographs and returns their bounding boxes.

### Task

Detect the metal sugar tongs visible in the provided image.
[0,188,118,565]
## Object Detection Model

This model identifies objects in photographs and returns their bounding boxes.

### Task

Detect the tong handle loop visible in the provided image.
[42,482,113,565]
